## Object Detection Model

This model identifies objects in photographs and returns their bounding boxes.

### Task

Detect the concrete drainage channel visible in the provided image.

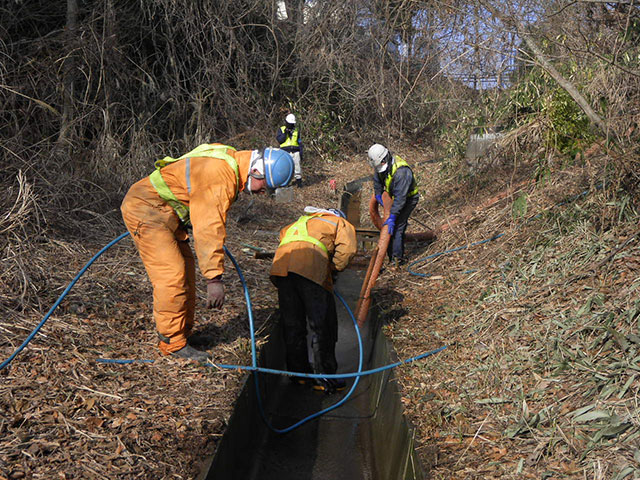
[197,268,425,479]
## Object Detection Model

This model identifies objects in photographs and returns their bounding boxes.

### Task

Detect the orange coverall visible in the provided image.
[121,145,252,355]
[270,213,357,376]
[270,214,358,290]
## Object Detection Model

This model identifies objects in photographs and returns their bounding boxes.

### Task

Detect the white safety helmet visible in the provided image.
[367,144,390,173]
[285,113,296,124]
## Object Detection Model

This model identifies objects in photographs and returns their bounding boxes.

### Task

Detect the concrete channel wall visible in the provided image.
[197,269,425,480]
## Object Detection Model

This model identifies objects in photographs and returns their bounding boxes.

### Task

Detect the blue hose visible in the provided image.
[0,231,131,371]
[96,345,447,377]
[224,245,364,433]
[407,233,504,277]
[96,243,446,380]
[407,185,598,278]
[1,182,601,372]
[1,231,446,433]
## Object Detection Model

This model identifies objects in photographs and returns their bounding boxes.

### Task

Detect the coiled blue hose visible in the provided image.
[1,231,446,433]
[224,244,364,432]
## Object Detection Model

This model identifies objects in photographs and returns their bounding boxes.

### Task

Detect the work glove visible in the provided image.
[383,214,397,236]
[375,194,383,206]
[206,277,224,309]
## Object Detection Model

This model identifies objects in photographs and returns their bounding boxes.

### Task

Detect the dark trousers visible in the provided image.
[273,273,338,375]
[388,194,419,261]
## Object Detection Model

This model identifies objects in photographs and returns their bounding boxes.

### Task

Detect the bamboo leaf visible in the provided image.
[512,193,528,219]
[608,327,630,351]
[600,384,618,400]
[618,375,637,399]
[573,410,610,423]
[599,422,631,439]
[476,397,510,405]
[625,430,640,444]
[577,297,593,316]
[504,422,528,439]
[569,404,595,418]
[627,334,640,345]
[612,466,635,480]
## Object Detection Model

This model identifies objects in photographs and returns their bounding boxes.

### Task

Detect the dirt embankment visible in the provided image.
[381,151,640,479]
[2,146,637,479]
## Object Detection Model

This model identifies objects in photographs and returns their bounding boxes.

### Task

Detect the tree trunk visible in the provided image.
[480,1,609,137]
[57,0,78,151]
[517,27,608,136]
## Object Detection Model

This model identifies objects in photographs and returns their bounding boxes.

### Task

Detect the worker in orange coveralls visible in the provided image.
[121,144,295,362]
[270,206,357,393]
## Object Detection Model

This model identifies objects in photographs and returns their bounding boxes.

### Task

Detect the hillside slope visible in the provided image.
[380,150,639,479]
[1,146,637,479]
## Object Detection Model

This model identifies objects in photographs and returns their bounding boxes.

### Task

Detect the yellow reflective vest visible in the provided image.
[279,126,300,148]
[381,156,419,197]
[278,214,329,254]
[148,144,239,226]
[271,213,357,290]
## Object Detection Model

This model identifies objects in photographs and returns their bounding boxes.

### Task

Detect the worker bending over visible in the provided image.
[121,144,294,361]
[367,143,420,265]
[270,207,357,393]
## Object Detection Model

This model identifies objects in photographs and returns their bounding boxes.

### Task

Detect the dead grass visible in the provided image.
[0,152,366,479]
[379,149,640,479]
[2,144,638,479]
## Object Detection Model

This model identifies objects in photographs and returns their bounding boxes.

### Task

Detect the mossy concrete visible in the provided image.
[198,269,424,480]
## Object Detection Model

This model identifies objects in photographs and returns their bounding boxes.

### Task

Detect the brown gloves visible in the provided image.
[206,277,224,309]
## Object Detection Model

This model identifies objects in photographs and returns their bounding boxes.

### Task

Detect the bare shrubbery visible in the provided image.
[0,170,41,313]
[0,1,455,234]
[1,1,639,316]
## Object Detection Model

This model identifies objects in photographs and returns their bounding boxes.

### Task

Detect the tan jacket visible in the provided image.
[270,214,357,290]
[121,145,252,279]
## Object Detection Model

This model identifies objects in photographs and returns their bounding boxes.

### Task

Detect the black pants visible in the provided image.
[388,194,419,261]
[273,273,338,375]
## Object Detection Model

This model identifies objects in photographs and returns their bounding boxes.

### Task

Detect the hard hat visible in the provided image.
[285,113,296,124]
[263,147,294,188]
[328,208,346,219]
[368,144,389,173]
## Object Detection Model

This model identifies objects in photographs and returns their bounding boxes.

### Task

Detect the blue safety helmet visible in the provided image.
[263,147,294,189]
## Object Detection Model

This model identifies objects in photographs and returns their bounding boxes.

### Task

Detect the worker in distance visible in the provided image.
[367,143,420,265]
[277,113,304,188]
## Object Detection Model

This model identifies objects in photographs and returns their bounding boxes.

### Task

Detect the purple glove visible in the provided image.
[375,194,383,206]
[383,214,397,235]
[206,277,224,309]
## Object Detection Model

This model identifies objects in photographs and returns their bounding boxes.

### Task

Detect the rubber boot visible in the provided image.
[296,178,303,188]
[291,376,312,387]
[171,344,210,363]
[187,332,216,347]
[313,377,346,394]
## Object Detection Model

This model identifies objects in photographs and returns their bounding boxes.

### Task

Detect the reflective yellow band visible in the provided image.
[278,215,328,254]
[158,144,240,196]
[149,169,191,225]
[383,156,419,197]
[149,144,241,225]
